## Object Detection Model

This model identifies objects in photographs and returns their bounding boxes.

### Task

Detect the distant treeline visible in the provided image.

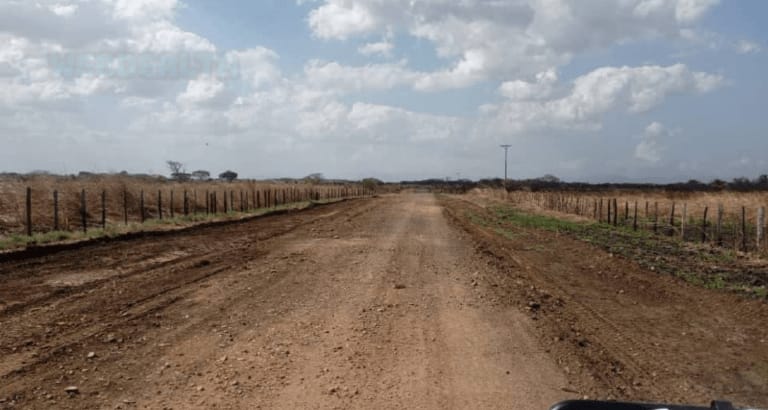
[400,175,768,193]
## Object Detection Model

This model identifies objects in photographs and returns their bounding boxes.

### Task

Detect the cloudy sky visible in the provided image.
[0,0,766,182]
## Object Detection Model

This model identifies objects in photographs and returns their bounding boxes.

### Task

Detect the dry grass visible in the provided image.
[472,188,768,252]
[0,174,362,238]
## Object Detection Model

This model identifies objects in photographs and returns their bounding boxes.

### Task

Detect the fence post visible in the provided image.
[633,201,638,231]
[184,190,189,216]
[742,206,748,252]
[158,190,163,220]
[669,202,676,236]
[53,190,59,231]
[702,207,709,243]
[593,199,598,220]
[624,201,629,222]
[597,198,603,222]
[170,190,174,219]
[140,190,145,223]
[716,204,724,247]
[101,190,106,230]
[224,191,228,213]
[80,189,87,233]
[757,207,765,251]
[193,190,198,215]
[681,204,687,240]
[653,202,659,234]
[123,189,128,226]
[26,187,32,236]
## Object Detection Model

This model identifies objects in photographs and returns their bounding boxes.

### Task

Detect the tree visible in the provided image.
[538,174,561,183]
[192,170,211,181]
[219,170,238,182]
[167,161,184,175]
[303,173,325,184]
[361,178,381,192]
[167,161,189,181]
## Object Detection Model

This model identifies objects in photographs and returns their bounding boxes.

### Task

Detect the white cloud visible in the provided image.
[306,0,720,90]
[112,0,179,21]
[308,1,378,40]
[358,41,394,57]
[499,69,558,101]
[49,3,78,17]
[177,74,226,106]
[635,121,675,163]
[488,64,722,133]
[304,60,416,92]
[736,40,761,54]
[0,0,741,181]
[227,48,281,88]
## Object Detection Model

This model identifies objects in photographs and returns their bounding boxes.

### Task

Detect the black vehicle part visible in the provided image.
[550,400,736,410]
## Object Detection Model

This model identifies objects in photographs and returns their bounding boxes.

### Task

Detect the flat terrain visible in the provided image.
[0,194,766,409]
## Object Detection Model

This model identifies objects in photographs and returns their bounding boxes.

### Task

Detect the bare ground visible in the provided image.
[0,193,766,409]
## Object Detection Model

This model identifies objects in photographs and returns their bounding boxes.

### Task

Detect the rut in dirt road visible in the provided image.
[0,194,569,410]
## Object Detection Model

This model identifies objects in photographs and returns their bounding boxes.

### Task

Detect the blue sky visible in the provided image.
[0,0,766,182]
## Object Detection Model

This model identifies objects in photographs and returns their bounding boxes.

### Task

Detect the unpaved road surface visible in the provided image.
[1,194,766,409]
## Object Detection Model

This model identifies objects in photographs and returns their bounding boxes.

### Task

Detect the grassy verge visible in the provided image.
[0,199,343,252]
[468,205,766,298]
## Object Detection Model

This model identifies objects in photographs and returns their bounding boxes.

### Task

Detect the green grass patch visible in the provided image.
[464,203,766,299]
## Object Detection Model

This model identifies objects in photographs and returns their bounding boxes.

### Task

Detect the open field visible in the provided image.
[0,193,766,409]
[475,188,768,254]
[0,174,365,243]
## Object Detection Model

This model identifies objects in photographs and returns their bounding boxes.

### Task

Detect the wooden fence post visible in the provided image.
[184,190,189,216]
[757,207,765,251]
[224,191,228,213]
[669,202,676,236]
[53,190,59,231]
[170,190,174,219]
[25,187,32,236]
[624,201,629,222]
[158,190,163,220]
[80,189,87,233]
[205,190,210,215]
[742,206,748,252]
[653,202,659,234]
[101,190,106,230]
[140,190,145,223]
[716,205,724,247]
[681,204,687,240]
[600,198,605,223]
[702,207,709,243]
[633,201,638,231]
[593,199,598,220]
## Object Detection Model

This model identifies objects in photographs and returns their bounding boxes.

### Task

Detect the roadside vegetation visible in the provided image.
[467,204,767,299]
[0,199,342,252]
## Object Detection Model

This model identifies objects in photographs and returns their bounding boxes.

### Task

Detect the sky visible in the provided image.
[0,0,766,182]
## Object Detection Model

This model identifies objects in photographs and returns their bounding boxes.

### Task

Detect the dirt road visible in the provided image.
[1,194,766,409]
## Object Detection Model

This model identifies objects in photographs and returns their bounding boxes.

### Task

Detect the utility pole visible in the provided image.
[500,144,512,186]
